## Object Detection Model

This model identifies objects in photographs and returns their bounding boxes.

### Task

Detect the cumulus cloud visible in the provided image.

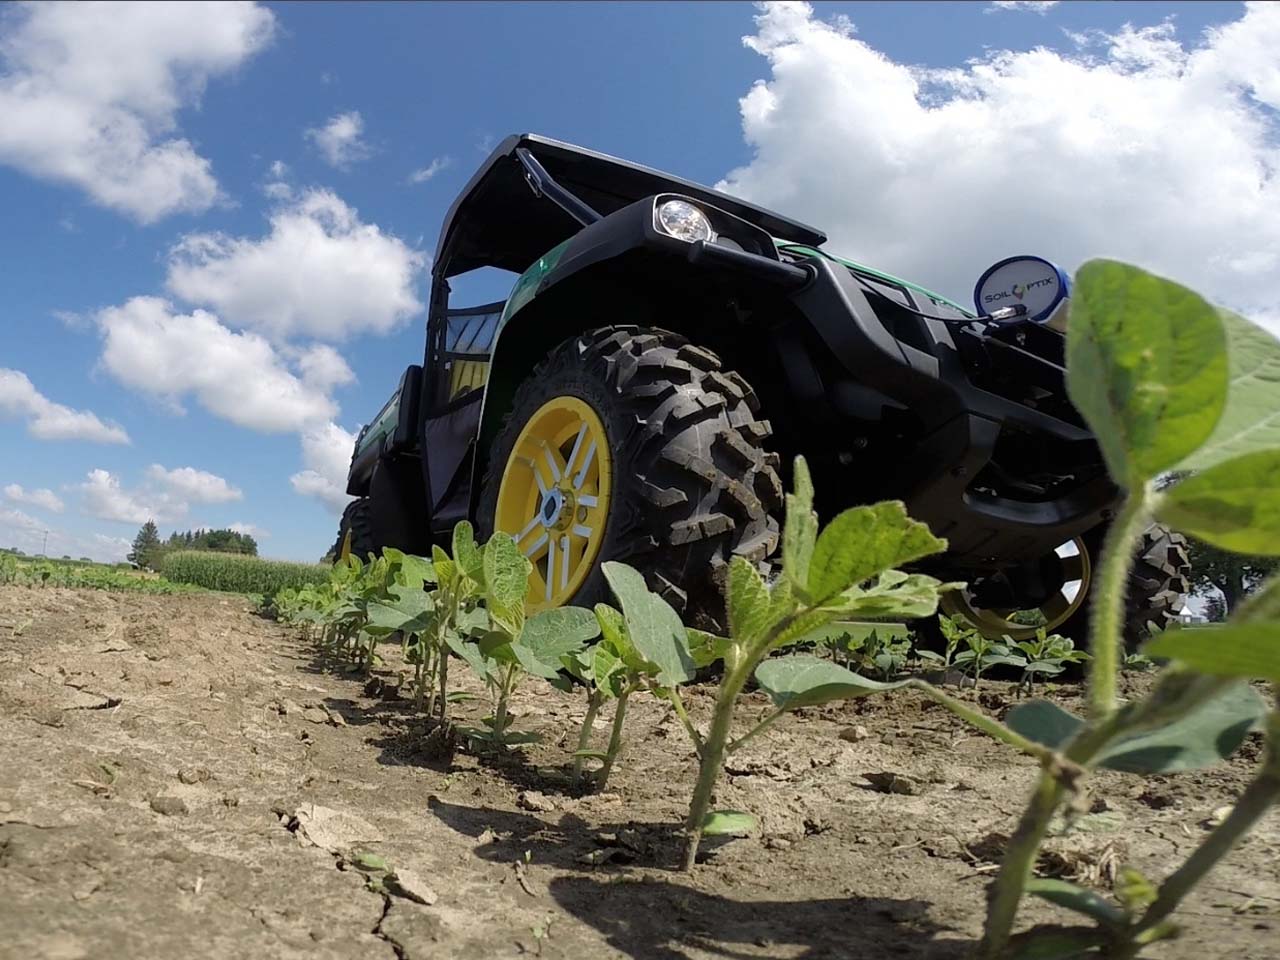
[3,484,64,513]
[719,1,1280,334]
[96,296,342,433]
[229,521,268,539]
[408,156,451,184]
[164,189,426,341]
[0,368,129,444]
[145,464,242,503]
[305,110,372,169]
[290,421,355,513]
[0,1,275,222]
[78,468,185,524]
[986,1,1058,13]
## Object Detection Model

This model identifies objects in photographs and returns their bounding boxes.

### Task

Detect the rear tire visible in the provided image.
[329,498,378,562]
[478,325,781,630]
[941,522,1191,647]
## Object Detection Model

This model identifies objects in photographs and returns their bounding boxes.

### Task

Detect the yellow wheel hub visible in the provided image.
[942,537,1092,641]
[494,396,612,611]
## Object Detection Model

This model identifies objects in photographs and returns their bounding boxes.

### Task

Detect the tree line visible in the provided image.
[128,521,258,570]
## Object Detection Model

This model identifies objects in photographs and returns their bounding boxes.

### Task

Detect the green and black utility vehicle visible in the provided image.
[333,134,1189,640]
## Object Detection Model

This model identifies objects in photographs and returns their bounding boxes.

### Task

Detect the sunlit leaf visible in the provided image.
[726,556,774,645]
[1180,309,1280,471]
[1160,450,1280,555]
[755,654,905,710]
[512,607,599,679]
[452,521,485,584]
[783,456,818,598]
[483,533,532,609]
[687,628,733,668]
[701,810,756,836]
[808,502,946,602]
[1067,260,1228,485]
[603,562,693,686]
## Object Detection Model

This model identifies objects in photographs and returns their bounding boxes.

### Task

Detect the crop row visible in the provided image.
[271,260,1280,959]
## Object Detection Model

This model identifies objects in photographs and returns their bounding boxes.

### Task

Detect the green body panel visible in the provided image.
[778,244,974,317]
[355,390,402,456]
[499,238,572,327]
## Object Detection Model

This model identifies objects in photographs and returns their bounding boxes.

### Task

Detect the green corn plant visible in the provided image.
[607,457,962,870]
[906,261,1280,959]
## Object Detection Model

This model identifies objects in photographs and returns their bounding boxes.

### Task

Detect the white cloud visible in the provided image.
[78,468,185,524]
[0,368,130,444]
[145,464,242,503]
[96,296,342,433]
[164,189,426,341]
[720,2,1280,335]
[985,1,1058,13]
[3,484,64,513]
[408,156,451,184]
[296,343,357,392]
[291,421,355,513]
[0,506,131,562]
[229,521,268,539]
[0,1,275,222]
[305,110,371,169]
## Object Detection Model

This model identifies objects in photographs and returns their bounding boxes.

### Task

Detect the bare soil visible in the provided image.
[1,586,1277,960]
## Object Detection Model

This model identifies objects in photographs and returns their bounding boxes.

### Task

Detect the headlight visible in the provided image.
[655,199,716,243]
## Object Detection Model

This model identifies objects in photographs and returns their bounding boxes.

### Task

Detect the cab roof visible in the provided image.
[434,133,828,278]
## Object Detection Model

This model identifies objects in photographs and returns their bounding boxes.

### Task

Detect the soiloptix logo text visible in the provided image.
[983,274,1055,305]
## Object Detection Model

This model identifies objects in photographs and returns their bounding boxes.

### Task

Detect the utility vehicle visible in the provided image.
[332,134,1189,641]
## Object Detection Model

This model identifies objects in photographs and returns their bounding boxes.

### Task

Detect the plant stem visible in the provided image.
[437,644,450,721]
[727,708,786,754]
[1133,711,1280,939]
[1088,487,1152,719]
[413,656,425,713]
[572,690,603,782]
[683,666,748,871]
[905,680,1065,766]
[664,687,704,755]
[596,689,632,791]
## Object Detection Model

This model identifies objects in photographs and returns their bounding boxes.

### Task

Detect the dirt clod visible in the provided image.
[177,766,209,784]
[517,790,557,813]
[150,795,188,816]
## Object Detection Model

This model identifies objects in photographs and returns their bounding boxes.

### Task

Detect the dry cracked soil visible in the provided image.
[1,585,1277,959]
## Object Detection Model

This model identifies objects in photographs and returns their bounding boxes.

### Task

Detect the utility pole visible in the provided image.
[41,530,48,557]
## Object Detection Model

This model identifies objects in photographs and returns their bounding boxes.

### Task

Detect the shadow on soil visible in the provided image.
[548,875,968,959]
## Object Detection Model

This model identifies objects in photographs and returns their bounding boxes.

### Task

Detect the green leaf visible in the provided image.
[1180,309,1280,471]
[452,521,485,583]
[726,556,774,645]
[446,634,492,681]
[1026,879,1126,928]
[828,571,953,621]
[1066,259,1228,485]
[1144,624,1280,682]
[687,628,733,668]
[1007,928,1107,960]
[591,642,624,698]
[396,553,437,589]
[431,545,457,589]
[602,562,693,686]
[1160,449,1280,556]
[754,654,905,710]
[783,456,818,597]
[512,607,599,679]
[352,852,389,872]
[483,533,532,609]
[573,749,610,761]
[701,810,756,837]
[808,502,946,602]
[1099,682,1265,773]
[1008,686,1266,773]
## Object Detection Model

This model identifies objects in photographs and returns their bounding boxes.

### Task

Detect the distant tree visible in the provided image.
[128,520,163,570]
[162,527,258,556]
[78,557,92,563]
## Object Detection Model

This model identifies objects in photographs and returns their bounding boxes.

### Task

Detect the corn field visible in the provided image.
[160,550,330,595]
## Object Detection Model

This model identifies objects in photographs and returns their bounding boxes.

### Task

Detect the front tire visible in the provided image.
[478,325,781,629]
[329,497,377,562]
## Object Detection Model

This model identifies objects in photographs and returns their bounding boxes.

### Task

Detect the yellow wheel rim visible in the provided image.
[942,538,1092,641]
[494,396,612,612]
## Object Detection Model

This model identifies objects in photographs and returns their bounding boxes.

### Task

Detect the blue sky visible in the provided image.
[1,0,1272,563]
